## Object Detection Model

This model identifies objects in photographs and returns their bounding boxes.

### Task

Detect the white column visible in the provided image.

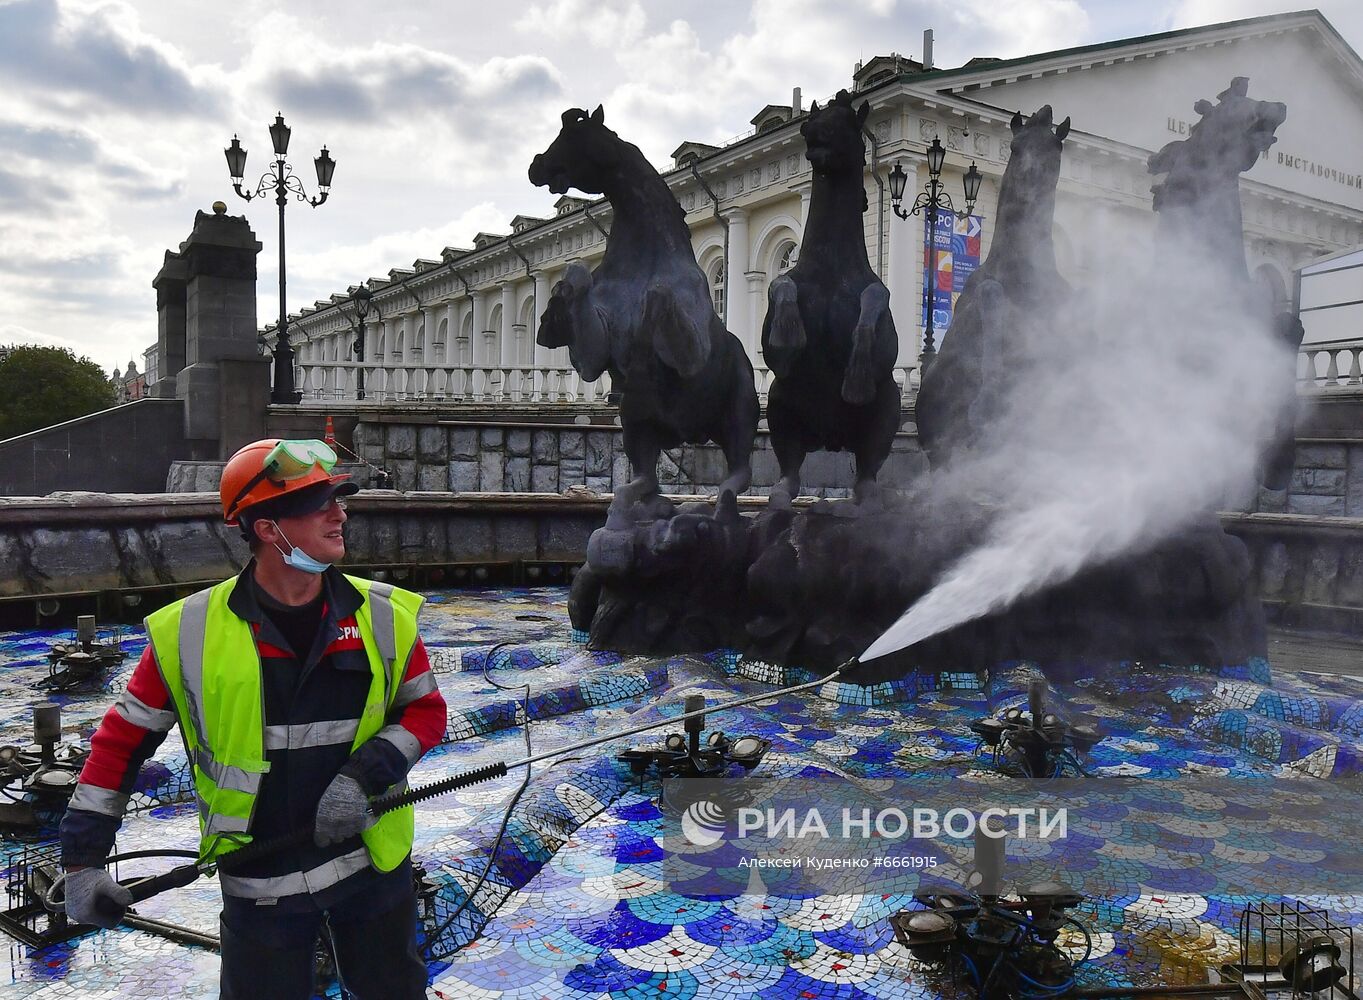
[887,154,924,365]
[444,301,456,364]
[423,306,438,362]
[792,180,813,229]
[531,270,551,366]
[744,272,765,364]
[470,292,487,365]
[500,282,517,366]
[723,207,749,342]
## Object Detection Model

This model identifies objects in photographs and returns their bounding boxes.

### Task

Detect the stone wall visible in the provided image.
[1253,441,1363,517]
[350,420,929,497]
[1226,511,1363,633]
[3,491,1363,639]
[0,492,603,628]
[0,398,195,497]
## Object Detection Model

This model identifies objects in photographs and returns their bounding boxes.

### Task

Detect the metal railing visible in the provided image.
[292,361,922,406]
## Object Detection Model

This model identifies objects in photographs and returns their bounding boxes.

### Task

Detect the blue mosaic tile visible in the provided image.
[7,586,1363,998]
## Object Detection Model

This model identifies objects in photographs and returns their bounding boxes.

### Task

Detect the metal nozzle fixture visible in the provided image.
[76,616,96,650]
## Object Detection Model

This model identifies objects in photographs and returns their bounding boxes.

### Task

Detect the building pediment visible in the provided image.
[925,10,1363,211]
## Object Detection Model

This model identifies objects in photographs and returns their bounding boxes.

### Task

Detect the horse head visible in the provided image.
[529,105,619,196]
[1005,105,1070,190]
[1149,78,1285,188]
[992,106,1070,239]
[801,89,871,177]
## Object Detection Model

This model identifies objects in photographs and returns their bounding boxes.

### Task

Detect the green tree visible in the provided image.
[0,345,116,440]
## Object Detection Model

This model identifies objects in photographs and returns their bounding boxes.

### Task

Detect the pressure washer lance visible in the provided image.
[93,657,866,920]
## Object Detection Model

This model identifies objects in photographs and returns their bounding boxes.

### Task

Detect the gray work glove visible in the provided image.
[314,773,375,847]
[63,867,133,929]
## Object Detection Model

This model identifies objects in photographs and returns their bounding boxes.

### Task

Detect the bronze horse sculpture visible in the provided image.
[761,91,902,507]
[914,106,1071,467]
[529,106,759,511]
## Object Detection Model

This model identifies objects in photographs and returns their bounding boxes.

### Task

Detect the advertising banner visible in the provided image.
[921,213,984,342]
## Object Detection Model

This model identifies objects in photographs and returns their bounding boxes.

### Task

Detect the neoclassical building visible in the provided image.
[279,9,1363,405]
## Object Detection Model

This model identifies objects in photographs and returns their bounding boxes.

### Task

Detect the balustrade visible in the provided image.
[1298,339,1363,389]
[290,361,921,406]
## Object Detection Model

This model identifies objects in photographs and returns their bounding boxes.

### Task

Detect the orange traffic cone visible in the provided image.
[324,415,336,446]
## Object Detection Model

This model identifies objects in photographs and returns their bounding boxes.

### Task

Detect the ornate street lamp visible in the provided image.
[224,114,335,403]
[350,284,380,401]
[889,138,982,368]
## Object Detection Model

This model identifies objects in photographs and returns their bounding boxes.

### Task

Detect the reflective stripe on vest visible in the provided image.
[263,719,360,751]
[146,573,424,882]
[218,845,372,900]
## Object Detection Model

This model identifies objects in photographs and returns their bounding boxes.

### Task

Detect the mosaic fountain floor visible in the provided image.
[1,586,1362,998]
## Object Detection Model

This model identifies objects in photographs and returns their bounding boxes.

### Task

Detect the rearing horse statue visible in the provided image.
[914,106,1071,467]
[761,91,902,508]
[529,106,759,511]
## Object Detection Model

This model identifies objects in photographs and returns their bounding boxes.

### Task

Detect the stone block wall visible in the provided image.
[351,420,929,497]
[1253,442,1363,517]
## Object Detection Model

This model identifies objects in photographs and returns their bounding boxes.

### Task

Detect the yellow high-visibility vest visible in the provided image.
[145,574,421,875]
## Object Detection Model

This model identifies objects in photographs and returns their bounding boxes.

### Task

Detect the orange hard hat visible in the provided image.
[220,438,353,525]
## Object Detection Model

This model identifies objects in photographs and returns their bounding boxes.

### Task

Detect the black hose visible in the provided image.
[422,641,531,958]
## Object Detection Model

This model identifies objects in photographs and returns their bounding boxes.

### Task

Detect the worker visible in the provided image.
[58,438,447,999]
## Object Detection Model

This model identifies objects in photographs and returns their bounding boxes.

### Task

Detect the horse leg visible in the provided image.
[537,262,592,349]
[616,419,661,514]
[762,275,805,378]
[853,376,901,510]
[842,281,890,406]
[717,361,758,501]
[766,381,805,510]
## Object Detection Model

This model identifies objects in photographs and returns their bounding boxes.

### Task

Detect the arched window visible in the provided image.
[709,260,726,322]
[776,240,798,275]
[413,321,426,359]
[458,312,473,365]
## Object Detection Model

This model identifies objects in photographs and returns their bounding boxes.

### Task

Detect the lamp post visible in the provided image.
[224,114,335,404]
[889,138,982,368]
[350,285,380,401]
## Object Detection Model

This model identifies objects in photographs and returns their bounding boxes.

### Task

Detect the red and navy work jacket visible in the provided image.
[60,564,447,913]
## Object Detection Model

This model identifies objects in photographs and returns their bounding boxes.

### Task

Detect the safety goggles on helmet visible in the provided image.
[224,439,339,523]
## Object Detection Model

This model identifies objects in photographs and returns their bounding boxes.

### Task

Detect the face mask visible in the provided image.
[270,524,332,574]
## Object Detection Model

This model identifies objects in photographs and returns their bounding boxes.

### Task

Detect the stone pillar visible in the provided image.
[887,153,925,365]
[151,250,188,398]
[176,204,267,456]
[500,282,517,366]
[723,208,749,344]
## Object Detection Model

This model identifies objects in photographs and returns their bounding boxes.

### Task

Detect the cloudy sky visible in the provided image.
[1,0,1359,376]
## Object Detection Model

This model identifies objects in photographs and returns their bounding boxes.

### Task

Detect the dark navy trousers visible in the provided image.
[218,891,428,1000]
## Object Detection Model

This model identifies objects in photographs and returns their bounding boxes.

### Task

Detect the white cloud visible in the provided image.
[517,0,647,49]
